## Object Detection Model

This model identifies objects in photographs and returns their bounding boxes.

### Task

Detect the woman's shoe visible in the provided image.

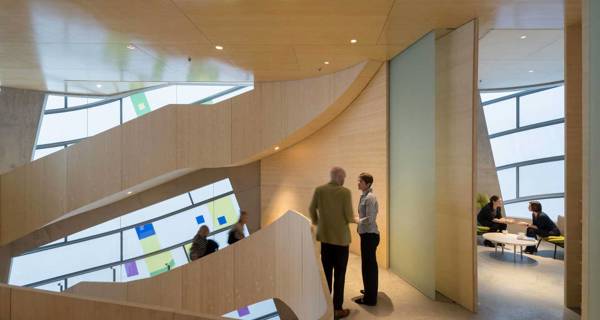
[353,297,377,306]
[334,309,350,319]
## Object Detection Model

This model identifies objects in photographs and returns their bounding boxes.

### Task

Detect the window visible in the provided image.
[481,84,565,221]
[9,179,241,291]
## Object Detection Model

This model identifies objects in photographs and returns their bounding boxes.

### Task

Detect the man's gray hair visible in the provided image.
[330,166,346,183]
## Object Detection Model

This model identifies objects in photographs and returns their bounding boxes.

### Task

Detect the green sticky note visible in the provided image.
[209,195,238,228]
[130,93,151,116]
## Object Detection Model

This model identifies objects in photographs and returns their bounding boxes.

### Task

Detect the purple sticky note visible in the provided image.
[237,306,250,317]
[125,261,139,277]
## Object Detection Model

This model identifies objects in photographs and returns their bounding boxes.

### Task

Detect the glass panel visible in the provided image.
[152,206,205,249]
[497,168,516,200]
[209,86,254,104]
[67,268,117,288]
[175,85,233,104]
[40,238,66,247]
[67,96,102,108]
[222,299,279,319]
[87,101,120,136]
[145,86,177,110]
[121,247,188,282]
[483,98,517,135]
[504,197,565,221]
[33,147,64,160]
[120,194,192,228]
[490,124,564,167]
[480,90,523,103]
[45,95,65,110]
[121,97,136,123]
[37,109,88,144]
[9,234,120,286]
[519,160,565,197]
[519,86,564,127]
[33,280,65,292]
[67,217,121,241]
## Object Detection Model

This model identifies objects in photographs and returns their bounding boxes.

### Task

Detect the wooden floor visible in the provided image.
[340,243,580,319]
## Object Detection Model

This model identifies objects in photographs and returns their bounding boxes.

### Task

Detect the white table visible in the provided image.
[483,232,538,263]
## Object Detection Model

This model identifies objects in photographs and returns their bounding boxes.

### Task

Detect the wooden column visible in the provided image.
[565,14,583,311]
[435,20,478,312]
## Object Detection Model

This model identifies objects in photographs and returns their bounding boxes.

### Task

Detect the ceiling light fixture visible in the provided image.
[127,191,133,195]
[324,61,330,65]
[528,70,534,73]
[274,146,280,151]
[127,44,136,50]
[350,39,358,44]
[215,45,224,50]
[520,35,527,39]
[96,84,102,88]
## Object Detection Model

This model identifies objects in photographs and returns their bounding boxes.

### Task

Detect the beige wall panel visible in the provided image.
[231,90,262,163]
[259,82,287,150]
[127,268,183,310]
[565,21,583,311]
[0,87,45,175]
[177,103,232,169]
[0,61,380,248]
[182,247,235,315]
[0,284,9,320]
[285,76,333,134]
[435,20,477,312]
[476,103,502,201]
[122,107,178,190]
[0,150,66,245]
[68,212,334,320]
[233,227,276,308]
[66,127,123,212]
[261,64,389,266]
[69,282,127,301]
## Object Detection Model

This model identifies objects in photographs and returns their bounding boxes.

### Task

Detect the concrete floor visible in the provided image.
[339,243,580,319]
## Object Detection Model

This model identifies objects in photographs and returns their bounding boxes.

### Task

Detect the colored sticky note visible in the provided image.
[130,93,151,116]
[217,216,227,225]
[237,306,250,317]
[135,224,156,240]
[209,195,238,227]
[196,215,205,224]
[124,261,139,277]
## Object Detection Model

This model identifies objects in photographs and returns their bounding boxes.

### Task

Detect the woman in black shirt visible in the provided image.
[520,201,561,254]
[477,195,513,247]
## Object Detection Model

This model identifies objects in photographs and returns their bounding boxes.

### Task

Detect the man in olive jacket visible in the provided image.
[309,167,355,319]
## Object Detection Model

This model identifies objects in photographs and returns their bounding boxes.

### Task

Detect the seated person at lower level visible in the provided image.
[519,201,561,254]
[477,195,514,247]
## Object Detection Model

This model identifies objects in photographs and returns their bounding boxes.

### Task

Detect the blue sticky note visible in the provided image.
[217,216,227,225]
[135,223,156,240]
[195,215,205,224]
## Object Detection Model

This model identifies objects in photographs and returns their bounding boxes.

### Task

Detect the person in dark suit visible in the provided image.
[477,195,513,247]
[520,201,561,254]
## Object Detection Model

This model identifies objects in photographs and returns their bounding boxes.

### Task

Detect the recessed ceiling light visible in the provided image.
[274,146,280,151]
[520,35,527,39]
[96,84,102,88]
[127,191,133,195]
[127,44,136,50]
[324,61,330,65]
[215,45,224,50]
[528,70,534,73]
[350,39,358,44]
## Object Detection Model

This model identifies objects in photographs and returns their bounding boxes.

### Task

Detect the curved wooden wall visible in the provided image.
[0,283,222,320]
[68,211,333,320]
[0,60,382,247]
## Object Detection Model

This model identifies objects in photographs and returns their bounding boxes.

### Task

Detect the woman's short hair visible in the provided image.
[489,195,500,205]
[529,201,542,213]
[359,172,374,187]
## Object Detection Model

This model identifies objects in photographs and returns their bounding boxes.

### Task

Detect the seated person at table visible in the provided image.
[519,201,561,254]
[477,195,513,247]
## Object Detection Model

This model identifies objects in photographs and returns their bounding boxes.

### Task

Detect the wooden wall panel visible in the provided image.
[0,284,9,320]
[0,61,381,248]
[260,64,389,267]
[434,20,478,312]
[67,211,334,320]
[122,107,179,190]
[66,127,123,212]
[0,87,45,175]
[565,19,583,311]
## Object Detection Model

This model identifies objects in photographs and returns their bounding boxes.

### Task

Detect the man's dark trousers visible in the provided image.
[321,242,349,310]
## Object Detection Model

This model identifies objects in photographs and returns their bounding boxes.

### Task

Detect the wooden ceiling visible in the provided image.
[0,0,565,94]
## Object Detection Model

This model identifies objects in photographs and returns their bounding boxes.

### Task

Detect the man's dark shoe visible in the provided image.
[353,297,377,306]
[360,289,365,294]
[483,240,495,248]
[334,309,350,319]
